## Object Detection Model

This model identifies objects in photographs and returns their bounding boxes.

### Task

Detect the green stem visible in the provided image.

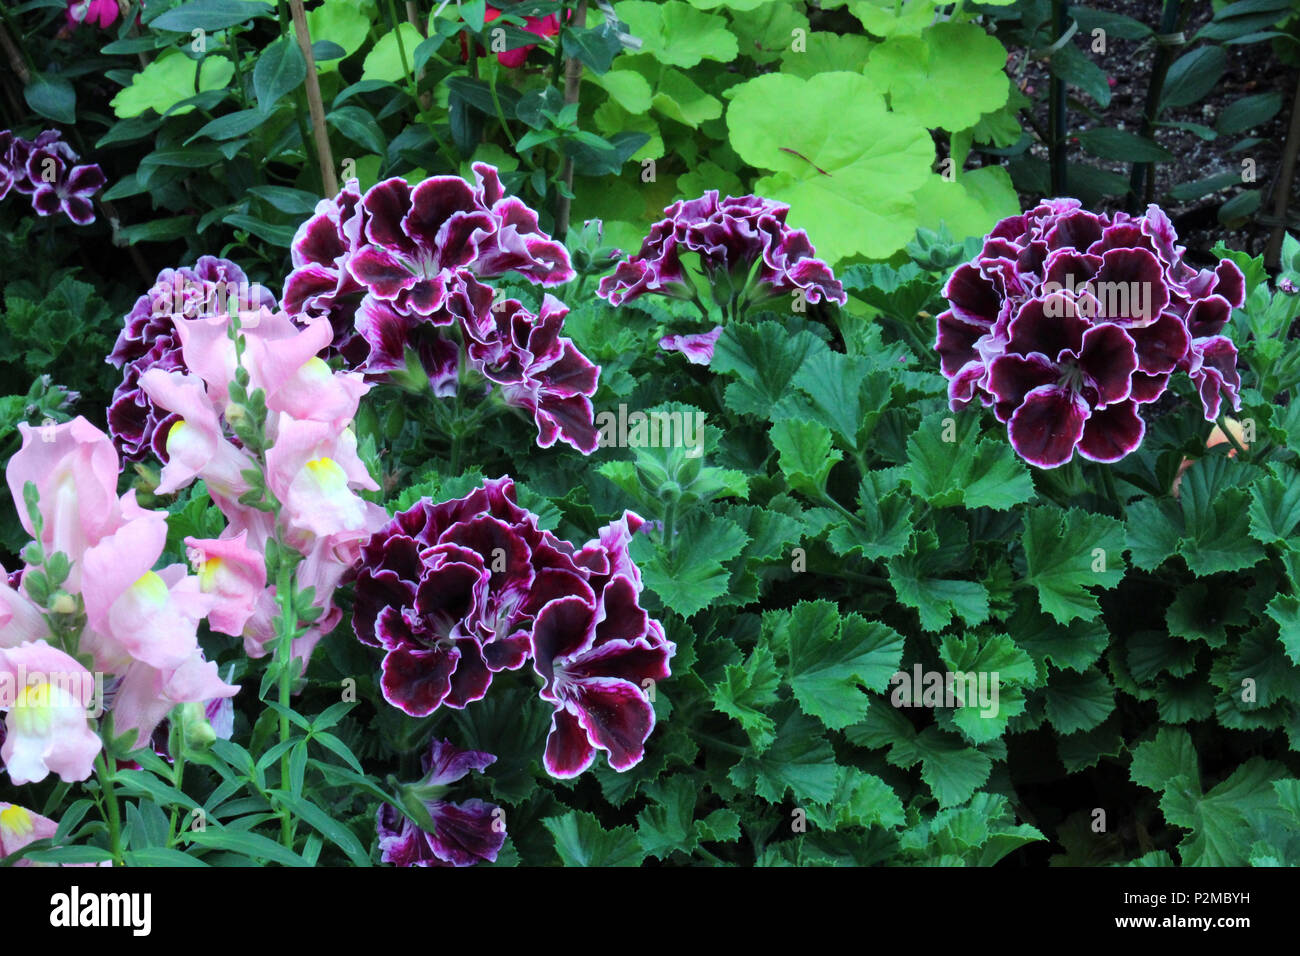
[661,497,677,560]
[94,752,123,866]
[1095,463,1125,518]
[1216,412,1250,461]
[275,557,297,849]
[489,70,518,149]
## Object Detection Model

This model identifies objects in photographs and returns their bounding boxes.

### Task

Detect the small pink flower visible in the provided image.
[0,641,101,784]
[0,802,57,863]
[64,0,120,31]
[184,532,267,638]
[138,369,255,499]
[111,652,239,753]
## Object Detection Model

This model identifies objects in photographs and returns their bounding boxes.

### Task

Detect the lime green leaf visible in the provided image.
[362,24,423,83]
[651,67,723,128]
[866,22,1009,130]
[912,166,1022,240]
[593,69,653,113]
[1023,505,1125,624]
[614,1,737,68]
[780,32,873,79]
[727,71,932,262]
[544,810,645,866]
[111,52,235,119]
[305,0,370,73]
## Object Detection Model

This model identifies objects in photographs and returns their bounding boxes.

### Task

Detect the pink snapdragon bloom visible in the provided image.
[6,418,120,585]
[183,532,267,638]
[0,802,57,863]
[112,651,239,753]
[0,641,101,784]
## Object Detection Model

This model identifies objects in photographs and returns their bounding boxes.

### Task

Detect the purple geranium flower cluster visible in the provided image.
[0,129,105,226]
[106,256,277,462]
[281,164,601,452]
[377,739,505,867]
[936,198,1245,468]
[598,191,847,365]
[353,477,673,778]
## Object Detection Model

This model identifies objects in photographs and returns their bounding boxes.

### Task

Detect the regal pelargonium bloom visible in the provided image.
[936,199,1246,468]
[531,575,674,777]
[353,477,590,716]
[377,739,505,867]
[659,326,724,366]
[283,165,573,384]
[108,257,276,463]
[598,191,847,312]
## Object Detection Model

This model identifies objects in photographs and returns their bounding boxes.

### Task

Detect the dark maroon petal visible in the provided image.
[1043,250,1101,290]
[943,263,1001,325]
[376,805,442,867]
[543,705,597,778]
[441,515,532,593]
[353,565,418,646]
[1129,371,1170,404]
[404,176,481,250]
[1126,310,1190,374]
[421,737,496,785]
[435,209,495,269]
[1077,323,1137,406]
[426,799,506,866]
[1078,399,1145,463]
[1007,385,1089,469]
[935,311,990,377]
[283,263,340,315]
[444,637,492,708]
[362,177,415,252]
[1006,294,1089,361]
[355,296,416,373]
[30,185,60,216]
[65,163,105,196]
[531,595,597,691]
[567,638,671,687]
[402,273,448,317]
[1092,247,1168,324]
[591,576,648,646]
[349,245,416,299]
[1045,210,1104,251]
[948,360,988,411]
[569,677,656,771]
[294,212,348,266]
[1185,295,1231,338]
[534,392,600,454]
[988,352,1059,423]
[482,632,531,671]
[1213,259,1245,308]
[380,646,456,716]
[1190,335,1241,421]
[62,195,95,225]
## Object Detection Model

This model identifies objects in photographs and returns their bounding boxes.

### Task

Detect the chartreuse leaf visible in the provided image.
[613,1,737,68]
[111,51,235,118]
[726,71,933,262]
[305,0,370,73]
[712,643,780,751]
[362,24,422,83]
[905,410,1035,510]
[728,706,840,804]
[767,601,904,729]
[846,0,939,37]
[710,321,829,419]
[544,811,644,866]
[865,22,1009,130]
[1022,505,1125,624]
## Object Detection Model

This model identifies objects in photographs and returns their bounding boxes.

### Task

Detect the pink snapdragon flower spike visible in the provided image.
[377,738,505,867]
[111,651,239,753]
[139,369,255,500]
[936,199,1246,468]
[531,575,673,777]
[0,641,101,784]
[660,326,724,366]
[598,191,847,312]
[108,257,275,462]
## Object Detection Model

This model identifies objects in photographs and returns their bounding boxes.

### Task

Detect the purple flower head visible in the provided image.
[352,477,591,716]
[0,129,102,224]
[282,165,574,384]
[107,257,277,462]
[597,190,847,313]
[453,281,601,454]
[936,200,1245,468]
[531,575,675,778]
[377,738,504,867]
[660,325,723,366]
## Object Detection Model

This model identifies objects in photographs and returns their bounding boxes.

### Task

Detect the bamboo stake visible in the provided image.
[287,0,338,197]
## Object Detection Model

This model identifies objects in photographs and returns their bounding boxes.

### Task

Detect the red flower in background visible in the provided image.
[63,0,122,33]
[460,4,563,68]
